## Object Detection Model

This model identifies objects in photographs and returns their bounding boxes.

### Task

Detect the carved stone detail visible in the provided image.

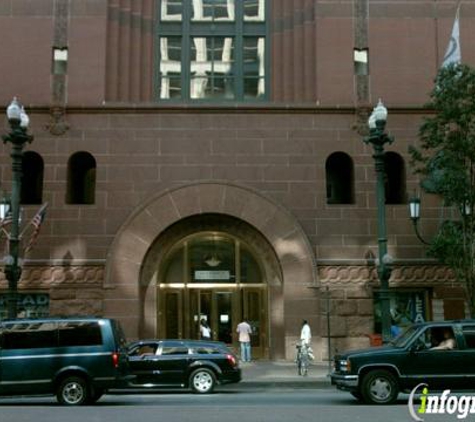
[318,264,457,287]
[0,265,104,289]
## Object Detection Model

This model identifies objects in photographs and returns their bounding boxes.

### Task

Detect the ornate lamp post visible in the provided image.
[2,98,33,318]
[364,99,394,343]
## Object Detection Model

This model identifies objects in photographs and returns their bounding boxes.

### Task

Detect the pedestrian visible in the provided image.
[236,318,252,362]
[200,318,212,340]
[300,319,311,346]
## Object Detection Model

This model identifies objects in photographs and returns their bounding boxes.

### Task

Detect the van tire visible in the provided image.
[57,376,90,406]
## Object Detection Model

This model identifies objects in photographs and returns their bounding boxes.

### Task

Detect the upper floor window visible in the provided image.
[21,151,44,205]
[157,0,267,101]
[384,152,406,204]
[326,152,354,204]
[66,151,96,205]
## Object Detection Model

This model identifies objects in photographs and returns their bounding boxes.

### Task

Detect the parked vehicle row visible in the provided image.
[0,317,241,405]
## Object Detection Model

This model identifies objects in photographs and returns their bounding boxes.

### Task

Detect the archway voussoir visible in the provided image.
[170,185,202,217]
[196,183,226,213]
[145,192,180,230]
[241,194,277,230]
[222,185,250,218]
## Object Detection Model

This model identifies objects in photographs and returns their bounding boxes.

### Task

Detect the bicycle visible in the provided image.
[296,342,311,376]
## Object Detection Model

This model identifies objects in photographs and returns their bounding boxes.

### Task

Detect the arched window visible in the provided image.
[325,152,354,204]
[66,152,96,204]
[384,152,406,204]
[21,151,44,204]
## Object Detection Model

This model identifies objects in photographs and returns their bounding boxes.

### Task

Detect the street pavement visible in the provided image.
[236,360,332,389]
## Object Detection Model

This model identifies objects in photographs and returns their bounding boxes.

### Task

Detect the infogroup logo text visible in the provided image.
[408,383,475,421]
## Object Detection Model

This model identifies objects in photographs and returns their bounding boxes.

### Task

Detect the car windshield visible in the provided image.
[390,325,419,348]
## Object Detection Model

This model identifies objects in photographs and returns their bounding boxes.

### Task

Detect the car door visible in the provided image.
[153,342,190,386]
[399,325,464,390]
[127,341,161,386]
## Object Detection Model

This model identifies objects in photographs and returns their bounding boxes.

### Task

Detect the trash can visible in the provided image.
[367,334,383,347]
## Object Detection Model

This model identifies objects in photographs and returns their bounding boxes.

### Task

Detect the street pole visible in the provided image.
[2,98,33,319]
[364,100,393,344]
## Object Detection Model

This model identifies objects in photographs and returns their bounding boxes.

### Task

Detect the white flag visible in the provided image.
[442,6,461,67]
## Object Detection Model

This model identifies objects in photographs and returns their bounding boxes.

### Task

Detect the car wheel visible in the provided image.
[57,376,90,406]
[189,368,216,394]
[361,370,399,405]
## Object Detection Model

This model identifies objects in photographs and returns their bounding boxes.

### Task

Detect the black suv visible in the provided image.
[331,320,475,404]
[125,339,241,394]
[0,317,131,405]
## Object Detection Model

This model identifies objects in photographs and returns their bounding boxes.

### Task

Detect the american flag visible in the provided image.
[24,203,48,253]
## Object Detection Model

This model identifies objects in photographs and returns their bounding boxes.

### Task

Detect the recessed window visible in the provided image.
[384,152,407,204]
[157,0,267,101]
[52,47,68,75]
[21,151,44,205]
[66,152,96,205]
[354,48,368,76]
[326,152,355,204]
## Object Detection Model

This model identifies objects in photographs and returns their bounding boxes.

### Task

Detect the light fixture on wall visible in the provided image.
[204,236,221,267]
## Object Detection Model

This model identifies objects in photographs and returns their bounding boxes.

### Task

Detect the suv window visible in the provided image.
[2,322,57,349]
[414,326,457,350]
[193,346,221,355]
[462,325,475,348]
[58,321,102,347]
[161,346,189,355]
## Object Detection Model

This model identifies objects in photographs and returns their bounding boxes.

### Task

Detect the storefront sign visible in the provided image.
[0,293,49,319]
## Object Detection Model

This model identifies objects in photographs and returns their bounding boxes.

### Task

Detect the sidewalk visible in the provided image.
[233,360,333,389]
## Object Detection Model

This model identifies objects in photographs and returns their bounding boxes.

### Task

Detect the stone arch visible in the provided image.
[104,182,318,358]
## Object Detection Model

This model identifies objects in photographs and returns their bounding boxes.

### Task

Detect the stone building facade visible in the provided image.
[0,0,471,360]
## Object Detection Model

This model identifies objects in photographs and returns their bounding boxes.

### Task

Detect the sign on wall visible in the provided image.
[0,293,49,320]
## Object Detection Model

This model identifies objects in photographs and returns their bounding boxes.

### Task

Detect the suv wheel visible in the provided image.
[189,368,216,394]
[57,376,89,406]
[361,370,399,405]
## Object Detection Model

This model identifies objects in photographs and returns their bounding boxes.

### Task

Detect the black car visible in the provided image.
[125,339,241,394]
[331,320,475,404]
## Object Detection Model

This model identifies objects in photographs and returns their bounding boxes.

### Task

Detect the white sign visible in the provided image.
[194,271,230,280]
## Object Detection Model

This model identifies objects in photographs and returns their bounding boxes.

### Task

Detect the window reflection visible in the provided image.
[244,0,265,21]
[243,37,265,98]
[192,0,235,22]
[160,37,183,99]
[161,0,183,21]
[190,37,235,99]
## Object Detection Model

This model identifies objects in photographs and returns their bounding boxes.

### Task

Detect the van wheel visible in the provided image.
[57,376,89,406]
[361,370,399,405]
[189,368,216,394]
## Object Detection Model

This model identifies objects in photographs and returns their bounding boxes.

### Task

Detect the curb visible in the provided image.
[227,379,333,390]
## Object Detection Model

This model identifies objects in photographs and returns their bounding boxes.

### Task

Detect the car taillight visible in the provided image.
[226,354,237,367]
[112,352,120,368]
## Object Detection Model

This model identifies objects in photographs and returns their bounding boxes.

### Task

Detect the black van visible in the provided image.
[0,317,130,405]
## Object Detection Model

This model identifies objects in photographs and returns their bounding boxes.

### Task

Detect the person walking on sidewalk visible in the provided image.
[300,320,312,346]
[236,319,252,362]
[200,318,212,340]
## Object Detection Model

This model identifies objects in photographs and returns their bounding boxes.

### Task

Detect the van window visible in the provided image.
[58,321,103,346]
[2,322,57,349]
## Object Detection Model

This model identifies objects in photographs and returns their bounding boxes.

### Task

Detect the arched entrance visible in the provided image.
[158,229,268,358]
[104,182,318,360]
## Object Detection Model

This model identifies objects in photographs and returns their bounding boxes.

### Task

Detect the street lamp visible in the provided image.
[364,99,394,343]
[2,97,33,319]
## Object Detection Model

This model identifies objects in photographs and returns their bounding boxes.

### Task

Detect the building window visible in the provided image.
[325,152,354,204]
[384,152,406,204]
[0,293,49,320]
[354,48,368,76]
[157,0,267,101]
[21,151,44,205]
[66,152,96,205]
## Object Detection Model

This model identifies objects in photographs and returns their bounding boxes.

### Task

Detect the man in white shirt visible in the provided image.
[300,320,311,346]
[236,319,252,362]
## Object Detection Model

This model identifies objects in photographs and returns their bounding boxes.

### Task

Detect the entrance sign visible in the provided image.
[195,270,230,280]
